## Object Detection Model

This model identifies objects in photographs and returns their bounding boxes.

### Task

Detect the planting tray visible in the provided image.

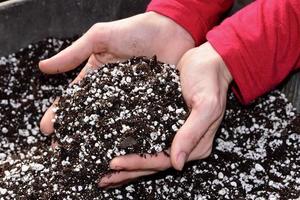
[0,1,299,199]
[0,0,149,55]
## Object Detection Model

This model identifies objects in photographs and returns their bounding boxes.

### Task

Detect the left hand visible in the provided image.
[39,12,194,135]
[99,42,233,188]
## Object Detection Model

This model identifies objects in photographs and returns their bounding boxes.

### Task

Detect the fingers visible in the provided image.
[40,55,104,134]
[39,64,91,135]
[39,98,59,135]
[39,33,94,74]
[99,127,217,188]
[170,107,215,171]
[187,130,215,161]
[101,134,215,188]
[71,64,98,85]
[99,170,156,188]
[51,139,59,149]
[109,151,172,171]
[40,52,121,134]
[108,107,219,172]
[71,52,126,84]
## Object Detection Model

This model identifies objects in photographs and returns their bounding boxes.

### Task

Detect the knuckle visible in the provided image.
[86,23,105,42]
[190,93,204,110]
[89,23,103,33]
[86,23,110,51]
[192,93,221,116]
[190,136,199,148]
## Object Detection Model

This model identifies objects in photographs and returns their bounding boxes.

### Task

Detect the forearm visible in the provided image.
[207,0,300,104]
[147,0,234,46]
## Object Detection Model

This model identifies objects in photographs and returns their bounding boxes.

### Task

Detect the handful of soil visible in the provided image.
[53,56,188,183]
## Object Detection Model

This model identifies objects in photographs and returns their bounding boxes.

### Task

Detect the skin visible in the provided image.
[99,42,232,188]
[39,12,194,134]
[39,12,232,188]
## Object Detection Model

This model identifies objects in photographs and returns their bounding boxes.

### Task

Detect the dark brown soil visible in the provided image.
[53,55,188,188]
[0,38,299,200]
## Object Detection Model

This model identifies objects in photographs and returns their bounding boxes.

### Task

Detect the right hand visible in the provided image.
[99,42,232,188]
[39,12,195,135]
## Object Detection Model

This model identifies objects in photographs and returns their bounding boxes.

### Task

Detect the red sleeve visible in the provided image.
[147,0,234,46]
[207,0,300,104]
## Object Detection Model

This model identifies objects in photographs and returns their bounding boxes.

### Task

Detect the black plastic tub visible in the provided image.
[0,0,299,112]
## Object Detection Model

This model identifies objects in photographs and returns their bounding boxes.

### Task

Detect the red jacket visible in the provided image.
[147,0,300,104]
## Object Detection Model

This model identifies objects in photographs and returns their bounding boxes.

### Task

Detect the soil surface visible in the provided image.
[0,38,299,200]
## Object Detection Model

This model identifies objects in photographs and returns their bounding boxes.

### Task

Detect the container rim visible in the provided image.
[0,0,31,9]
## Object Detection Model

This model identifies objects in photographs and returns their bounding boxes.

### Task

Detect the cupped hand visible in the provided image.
[39,12,194,134]
[99,42,232,188]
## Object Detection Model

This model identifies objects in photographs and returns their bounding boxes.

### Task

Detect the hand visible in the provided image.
[39,12,194,134]
[99,42,232,188]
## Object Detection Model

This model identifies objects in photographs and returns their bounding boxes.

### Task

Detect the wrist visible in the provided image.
[146,11,195,47]
[199,42,232,86]
[138,11,194,64]
[217,50,233,86]
[178,42,232,88]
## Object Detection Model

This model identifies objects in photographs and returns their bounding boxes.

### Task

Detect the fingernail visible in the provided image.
[98,181,109,188]
[176,152,187,171]
[110,159,122,170]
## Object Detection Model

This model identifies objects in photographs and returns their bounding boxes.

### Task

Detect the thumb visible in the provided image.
[39,33,94,74]
[170,108,213,170]
[39,23,111,74]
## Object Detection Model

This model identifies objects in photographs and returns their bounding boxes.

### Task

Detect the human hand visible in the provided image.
[39,12,194,134]
[99,42,232,188]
